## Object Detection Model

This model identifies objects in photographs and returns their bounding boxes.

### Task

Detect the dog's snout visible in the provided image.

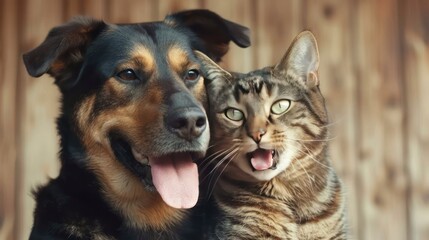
[167,108,207,140]
[165,91,208,141]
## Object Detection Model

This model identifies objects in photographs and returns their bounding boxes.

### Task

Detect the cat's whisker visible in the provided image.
[202,146,240,183]
[200,144,238,169]
[207,151,239,199]
[207,161,231,199]
[271,132,336,143]
[319,118,342,128]
[285,155,298,179]
[293,141,331,170]
[285,136,337,142]
[279,141,331,170]
[293,156,317,195]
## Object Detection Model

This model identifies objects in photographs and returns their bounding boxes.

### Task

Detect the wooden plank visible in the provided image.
[16,0,64,238]
[203,0,255,72]
[402,0,429,239]
[158,0,202,16]
[254,0,303,68]
[354,0,407,239]
[106,0,157,23]
[304,0,359,238]
[64,0,107,20]
[0,0,18,239]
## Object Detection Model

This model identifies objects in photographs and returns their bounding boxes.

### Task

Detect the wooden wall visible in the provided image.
[1,0,428,239]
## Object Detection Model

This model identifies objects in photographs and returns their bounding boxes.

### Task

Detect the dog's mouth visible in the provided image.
[247,148,278,171]
[109,135,204,209]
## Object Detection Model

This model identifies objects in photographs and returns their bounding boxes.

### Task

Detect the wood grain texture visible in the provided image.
[158,0,202,15]
[106,0,157,23]
[402,0,429,239]
[255,0,303,68]
[64,0,107,20]
[1,1,428,239]
[0,1,18,239]
[354,0,407,239]
[203,0,255,72]
[16,1,63,239]
[304,0,358,238]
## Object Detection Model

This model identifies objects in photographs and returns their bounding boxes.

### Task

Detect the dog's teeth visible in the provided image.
[132,148,149,165]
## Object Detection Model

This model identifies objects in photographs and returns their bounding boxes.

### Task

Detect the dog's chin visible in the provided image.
[109,134,205,192]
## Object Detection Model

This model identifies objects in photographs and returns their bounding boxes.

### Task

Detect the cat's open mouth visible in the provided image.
[247,148,278,171]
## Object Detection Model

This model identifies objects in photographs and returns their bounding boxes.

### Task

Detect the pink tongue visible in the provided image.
[151,153,199,209]
[250,149,273,171]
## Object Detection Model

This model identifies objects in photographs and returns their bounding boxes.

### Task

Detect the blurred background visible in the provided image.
[1,0,428,239]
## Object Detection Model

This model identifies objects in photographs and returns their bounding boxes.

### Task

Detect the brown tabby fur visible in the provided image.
[196,31,347,239]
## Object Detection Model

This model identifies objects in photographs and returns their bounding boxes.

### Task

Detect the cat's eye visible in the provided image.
[271,100,291,115]
[225,108,244,121]
[117,69,138,81]
[184,69,200,81]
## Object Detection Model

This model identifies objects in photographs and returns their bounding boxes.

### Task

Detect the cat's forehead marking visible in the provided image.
[233,75,270,102]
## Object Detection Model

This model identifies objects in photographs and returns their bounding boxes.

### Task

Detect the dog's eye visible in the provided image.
[117,69,138,81]
[185,69,200,81]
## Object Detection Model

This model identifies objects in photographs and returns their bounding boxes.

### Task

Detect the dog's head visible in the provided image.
[23,10,250,227]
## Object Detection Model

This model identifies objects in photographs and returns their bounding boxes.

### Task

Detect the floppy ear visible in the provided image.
[194,50,232,96]
[166,9,251,62]
[274,31,320,89]
[22,17,106,89]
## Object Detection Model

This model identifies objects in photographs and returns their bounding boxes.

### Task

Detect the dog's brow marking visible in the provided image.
[167,46,188,73]
[131,45,155,73]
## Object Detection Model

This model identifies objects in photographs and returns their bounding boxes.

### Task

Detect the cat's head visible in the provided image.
[196,31,328,182]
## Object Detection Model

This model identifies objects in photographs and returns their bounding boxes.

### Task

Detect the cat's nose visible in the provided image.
[250,128,266,143]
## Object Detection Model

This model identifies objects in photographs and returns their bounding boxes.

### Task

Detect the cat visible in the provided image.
[195,31,348,239]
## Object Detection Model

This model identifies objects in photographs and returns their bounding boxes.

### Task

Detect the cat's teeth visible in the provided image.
[132,148,149,165]
[271,150,275,157]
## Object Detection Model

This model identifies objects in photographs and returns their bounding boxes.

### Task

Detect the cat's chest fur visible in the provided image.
[210,171,344,240]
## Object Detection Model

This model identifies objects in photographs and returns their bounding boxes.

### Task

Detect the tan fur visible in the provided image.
[77,77,186,230]
[168,46,189,73]
[130,45,155,73]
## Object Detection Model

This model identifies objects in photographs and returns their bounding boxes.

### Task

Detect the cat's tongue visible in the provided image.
[250,149,273,171]
[151,153,199,209]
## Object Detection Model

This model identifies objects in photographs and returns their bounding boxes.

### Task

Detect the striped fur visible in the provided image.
[196,31,347,239]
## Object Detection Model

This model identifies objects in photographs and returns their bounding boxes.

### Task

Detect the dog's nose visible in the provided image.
[167,108,207,140]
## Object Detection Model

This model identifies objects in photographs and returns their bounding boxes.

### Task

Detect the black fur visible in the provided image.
[23,10,250,239]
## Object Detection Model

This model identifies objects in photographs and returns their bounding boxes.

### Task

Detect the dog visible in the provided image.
[23,9,250,239]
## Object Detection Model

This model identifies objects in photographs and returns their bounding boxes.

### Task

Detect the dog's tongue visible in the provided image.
[151,153,198,209]
[250,149,273,171]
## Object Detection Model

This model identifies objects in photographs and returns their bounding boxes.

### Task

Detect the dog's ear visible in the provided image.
[165,9,251,62]
[23,17,106,89]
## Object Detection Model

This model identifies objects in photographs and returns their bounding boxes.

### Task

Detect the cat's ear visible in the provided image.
[274,31,320,88]
[194,50,232,92]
